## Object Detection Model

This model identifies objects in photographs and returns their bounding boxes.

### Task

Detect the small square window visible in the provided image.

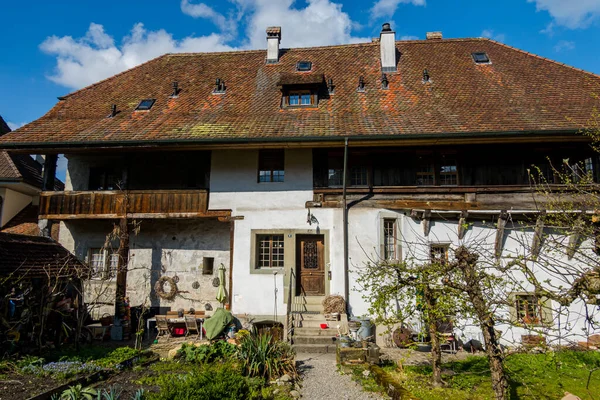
[202,257,214,275]
[430,244,449,264]
[89,247,120,279]
[439,157,458,186]
[515,294,542,325]
[416,157,435,186]
[258,149,285,183]
[285,91,315,107]
[472,52,490,64]
[135,99,156,111]
[296,61,312,71]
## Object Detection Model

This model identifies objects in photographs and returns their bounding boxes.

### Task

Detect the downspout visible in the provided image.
[342,138,349,314]
[229,219,235,309]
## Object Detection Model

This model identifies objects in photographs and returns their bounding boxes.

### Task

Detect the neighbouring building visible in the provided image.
[1,24,599,347]
[0,115,63,237]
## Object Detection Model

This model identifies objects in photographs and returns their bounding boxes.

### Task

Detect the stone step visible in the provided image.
[293,327,338,336]
[292,343,337,354]
[296,320,332,328]
[293,335,338,345]
[294,313,326,321]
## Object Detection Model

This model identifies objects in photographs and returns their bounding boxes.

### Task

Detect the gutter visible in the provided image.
[0,129,583,151]
[342,137,349,314]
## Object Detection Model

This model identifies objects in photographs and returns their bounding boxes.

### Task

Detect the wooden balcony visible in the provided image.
[39,190,230,220]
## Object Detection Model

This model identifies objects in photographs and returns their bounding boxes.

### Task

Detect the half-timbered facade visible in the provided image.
[1,24,599,345]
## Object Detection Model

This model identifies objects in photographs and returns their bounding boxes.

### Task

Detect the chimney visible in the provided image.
[266,26,281,64]
[426,31,443,40]
[380,23,396,73]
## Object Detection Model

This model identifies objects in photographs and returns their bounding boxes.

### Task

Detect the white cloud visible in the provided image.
[528,0,600,29]
[370,0,426,19]
[180,0,229,31]
[7,121,26,131]
[554,40,575,52]
[481,29,506,42]
[41,0,377,90]
[399,35,419,40]
[40,23,235,89]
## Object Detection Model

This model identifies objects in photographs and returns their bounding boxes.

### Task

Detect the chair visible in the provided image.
[155,315,172,342]
[438,320,457,353]
[184,315,201,341]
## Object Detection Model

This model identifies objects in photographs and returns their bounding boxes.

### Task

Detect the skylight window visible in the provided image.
[135,99,156,111]
[296,61,312,72]
[472,52,491,64]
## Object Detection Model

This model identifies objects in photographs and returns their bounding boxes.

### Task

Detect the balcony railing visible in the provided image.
[39,190,229,220]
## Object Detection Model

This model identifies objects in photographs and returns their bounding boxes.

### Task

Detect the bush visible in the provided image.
[148,362,264,400]
[93,347,140,368]
[238,334,296,380]
[178,341,237,364]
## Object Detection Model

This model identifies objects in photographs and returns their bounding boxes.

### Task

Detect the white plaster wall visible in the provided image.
[347,210,600,346]
[210,149,346,317]
[0,188,33,227]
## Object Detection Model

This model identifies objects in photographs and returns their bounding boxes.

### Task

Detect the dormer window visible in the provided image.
[296,61,312,72]
[135,99,155,111]
[283,89,317,107]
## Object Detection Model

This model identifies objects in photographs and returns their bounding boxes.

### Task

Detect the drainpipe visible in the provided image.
[342,138,349,314]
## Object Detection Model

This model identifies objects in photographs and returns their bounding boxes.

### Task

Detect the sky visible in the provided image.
[1,0,600,180]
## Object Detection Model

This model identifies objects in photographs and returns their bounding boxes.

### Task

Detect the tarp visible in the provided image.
[203,308,234,340]
[216,264,227,305]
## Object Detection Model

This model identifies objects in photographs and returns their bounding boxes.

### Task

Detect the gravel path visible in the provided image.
[296,353,385,400]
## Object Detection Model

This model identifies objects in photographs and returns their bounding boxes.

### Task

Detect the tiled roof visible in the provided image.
[0,232,85,278]
[0,203,60,239]
[1,38,599,149]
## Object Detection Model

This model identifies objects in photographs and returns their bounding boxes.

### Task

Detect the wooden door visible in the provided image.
[296,235,325,296]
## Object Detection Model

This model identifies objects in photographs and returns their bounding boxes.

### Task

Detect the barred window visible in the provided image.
[90,248,106,278]
[258,150,285,183]
[257,235,285,268]
[383,219,397,260]
[89,247,120,279]
[430,244,449,264]
[515,294,542,325]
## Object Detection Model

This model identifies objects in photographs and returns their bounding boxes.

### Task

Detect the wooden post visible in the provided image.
[422,210,432,236]
[114,217,130,320]
[531,211,546,260]
[495,210,508,259]
[42,154,58,191]
[458,210,468,240]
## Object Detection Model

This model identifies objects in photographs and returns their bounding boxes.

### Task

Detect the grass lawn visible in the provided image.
[381,350,600,400]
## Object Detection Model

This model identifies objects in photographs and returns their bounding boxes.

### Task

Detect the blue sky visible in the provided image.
[1,0,600,130]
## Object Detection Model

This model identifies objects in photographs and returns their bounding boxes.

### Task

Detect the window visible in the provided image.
[430,244,449,264]
[296,61,312,71]
[383,219,397,260]
[89,248,119,279]
[135,99,156,111]
[439,156,458,186]
[416,156,435,186]
[89,167,121,190]
[202,257,214,275]
[257,235,285,268]
[472,52,490,64]
[285,90,314,107]
[515,294,543,325]
[258,149,285,183]
[350,166,368,186]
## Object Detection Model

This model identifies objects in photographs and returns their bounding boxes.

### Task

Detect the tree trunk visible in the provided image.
[455,247,508,400]
[115,218,130,321]
[424,287,443,387]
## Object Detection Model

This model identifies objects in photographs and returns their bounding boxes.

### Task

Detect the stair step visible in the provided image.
[293,344,337,354]
[293,327,338,336]
[293,335,338,345]
[296,320,339,328]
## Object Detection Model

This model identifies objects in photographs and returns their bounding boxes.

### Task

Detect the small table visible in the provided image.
[146,317,204,340]
[86,323,111,340]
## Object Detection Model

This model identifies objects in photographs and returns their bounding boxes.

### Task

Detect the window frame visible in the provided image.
[379,213,401,262]
[472,52,491,64]
[282,89,318,108]
[88,247,120,280]
[430,243,450,265]
[135,99,156,111]
[256,234,285,269]
[509,293,553,327]
[383,218,398,261]
[258,149,285,183]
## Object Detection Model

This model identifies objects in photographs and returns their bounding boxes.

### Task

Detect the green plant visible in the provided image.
[148,362,264,400]
[98,385,122,400]
[93,347,140,368]
[59,384,98,400]
[178,341,237,363]
[16,355,45,369]
[131,389,145,400]
[237,334,296,380]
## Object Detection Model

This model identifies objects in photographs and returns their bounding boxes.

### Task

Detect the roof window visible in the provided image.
[135,99,156,111]
[296,61,312,72]
[472,52,490,64]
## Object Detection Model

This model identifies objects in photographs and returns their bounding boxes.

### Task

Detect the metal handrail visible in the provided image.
[285,268,296,342]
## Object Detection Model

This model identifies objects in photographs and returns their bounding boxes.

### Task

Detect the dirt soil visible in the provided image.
[1,372,82,400]
[92,368,158,399]
[380,347,485,366]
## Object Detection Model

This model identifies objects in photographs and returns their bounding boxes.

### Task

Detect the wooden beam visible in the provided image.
[422,210,432,236]
[531,211,546,260]
[495,210,508,259]
[458,210,469,240]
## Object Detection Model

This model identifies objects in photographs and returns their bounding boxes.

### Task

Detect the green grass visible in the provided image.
[381,350,600,400]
